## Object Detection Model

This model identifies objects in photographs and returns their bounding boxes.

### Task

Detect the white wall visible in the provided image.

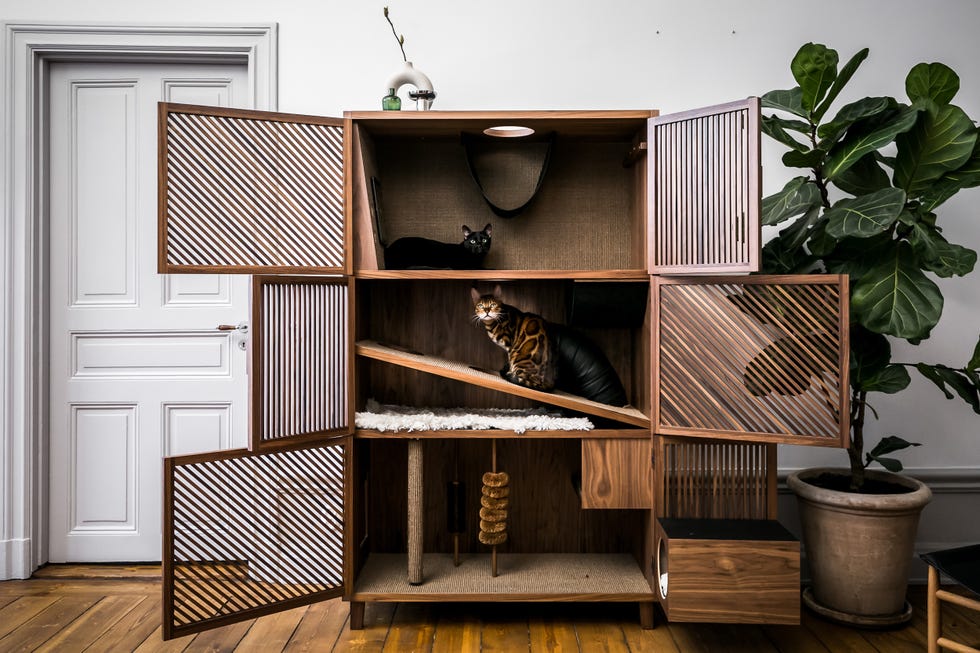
[4,0,979,558]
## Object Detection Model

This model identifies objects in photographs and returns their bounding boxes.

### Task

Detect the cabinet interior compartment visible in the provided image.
[354,279,651,424]
[349,437,652,598]
[350,117,649,273]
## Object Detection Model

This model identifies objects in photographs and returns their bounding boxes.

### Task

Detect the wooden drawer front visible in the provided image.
[581,439,652,509]
[656,518,800,624]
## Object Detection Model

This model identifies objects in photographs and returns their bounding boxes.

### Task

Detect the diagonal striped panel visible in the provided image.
[649,98,760,273]
[657,436,775,520]
[654,275,849,446]
[163,441,345,640]
[160,104,346,273]
[253,276,350,450]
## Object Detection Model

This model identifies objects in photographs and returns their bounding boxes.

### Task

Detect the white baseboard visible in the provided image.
[0,538,33,580]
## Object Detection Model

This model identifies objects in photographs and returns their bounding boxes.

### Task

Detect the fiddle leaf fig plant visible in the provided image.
[761,43,980,490]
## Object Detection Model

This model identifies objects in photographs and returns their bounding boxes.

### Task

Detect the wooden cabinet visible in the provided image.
[157,101,848,639]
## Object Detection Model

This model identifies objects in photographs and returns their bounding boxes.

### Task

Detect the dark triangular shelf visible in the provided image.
[355,340,650,429]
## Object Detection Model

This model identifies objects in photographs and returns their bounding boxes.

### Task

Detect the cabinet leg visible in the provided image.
[349,601,365,630]
[639,602,655,629]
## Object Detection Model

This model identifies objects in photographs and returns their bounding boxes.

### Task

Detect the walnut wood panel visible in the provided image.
[653,275,849,447]
[162,441,346,640]
[158,103,347,274]
[581,439,653,509]
[655,436,777,521]
[648,98,760,273]
[655,520,799,624]
[251,276,353,451]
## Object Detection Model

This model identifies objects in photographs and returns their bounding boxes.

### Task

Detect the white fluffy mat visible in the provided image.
[355,398,593,434]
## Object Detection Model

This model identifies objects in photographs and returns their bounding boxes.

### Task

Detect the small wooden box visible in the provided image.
[655,518,800,624]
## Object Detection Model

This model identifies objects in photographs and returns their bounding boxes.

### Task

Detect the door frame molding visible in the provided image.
[1,21,278,579]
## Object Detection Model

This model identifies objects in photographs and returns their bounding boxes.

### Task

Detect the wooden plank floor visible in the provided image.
[1,565,979,652]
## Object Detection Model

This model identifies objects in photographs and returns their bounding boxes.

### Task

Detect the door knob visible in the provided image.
[217,322,249,350]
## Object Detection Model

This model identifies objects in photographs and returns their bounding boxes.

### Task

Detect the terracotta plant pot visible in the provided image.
[788,467,932,626]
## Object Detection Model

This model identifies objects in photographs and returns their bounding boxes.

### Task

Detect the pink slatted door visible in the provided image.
[158,103,348,274]
[653,275,849,448]
[250,275,353,451]
[649,98,761,274]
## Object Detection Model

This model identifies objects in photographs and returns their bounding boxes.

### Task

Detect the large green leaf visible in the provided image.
[824,188,906,238]
[832,153,891,195]
[779,205,823,250]
[806,218,837,256]
[817,97,892,148]
[894,102,977,195]
[915,364,980,413]
[862,364,912,394]
[762,88,806,118]
[824,106,919,180]
[782,149,825,169]
[968,335,980,371]
[761,234,816,274]
[922,239,977,278]
[813,48,870,122]
[918,139,980,210]
[761,177,821,226]
[851,241,943,339]
[850,326,891,387]
[906,62,959,104]
[824,232,897,283]
[792,43,839,115]
[866,435,919,472]
[762,115,811,152]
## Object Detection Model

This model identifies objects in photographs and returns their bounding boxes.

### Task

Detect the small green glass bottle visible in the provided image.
[382,88,401,111]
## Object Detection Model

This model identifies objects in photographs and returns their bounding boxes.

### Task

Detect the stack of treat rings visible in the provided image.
[480,440,509,577]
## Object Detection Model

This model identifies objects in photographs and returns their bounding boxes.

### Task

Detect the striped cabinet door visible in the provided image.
[250,276,352,451]
[653,275,849,447]
[648,98,761,274]
[158,103,347,274]
[163,440,347,639]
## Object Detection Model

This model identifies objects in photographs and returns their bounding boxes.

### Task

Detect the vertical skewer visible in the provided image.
[491,438,498,578]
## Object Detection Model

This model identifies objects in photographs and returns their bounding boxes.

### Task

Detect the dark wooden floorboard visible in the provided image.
[1,565,978,652]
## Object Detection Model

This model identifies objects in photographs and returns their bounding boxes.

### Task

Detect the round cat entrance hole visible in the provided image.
[483,125,535,138]
[657,538,669,599]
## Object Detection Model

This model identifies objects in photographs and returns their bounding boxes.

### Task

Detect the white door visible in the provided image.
[48,61,250,562]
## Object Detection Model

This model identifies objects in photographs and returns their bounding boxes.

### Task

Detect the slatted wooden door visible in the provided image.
[250,276,353,451]
[158,103,348,275]
[163,439,347,639]
[653,275,849,448]
[157,104,354,638]
[648,98,761,274]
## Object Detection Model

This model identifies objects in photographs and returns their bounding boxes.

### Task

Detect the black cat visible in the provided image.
[384,224,492,270]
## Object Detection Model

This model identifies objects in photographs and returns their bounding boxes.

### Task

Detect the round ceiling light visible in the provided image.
[483,125,535,138]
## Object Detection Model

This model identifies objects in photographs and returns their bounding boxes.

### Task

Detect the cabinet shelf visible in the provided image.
[355,340,651,429]
[352,553,653,601]
[354,428,649,439]
[354,269,651,281]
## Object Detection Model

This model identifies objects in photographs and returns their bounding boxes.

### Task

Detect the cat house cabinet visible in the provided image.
[157,101,849,639]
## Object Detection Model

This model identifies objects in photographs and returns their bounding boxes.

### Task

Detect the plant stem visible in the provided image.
[849,388,867,490]
[384,8,408,62]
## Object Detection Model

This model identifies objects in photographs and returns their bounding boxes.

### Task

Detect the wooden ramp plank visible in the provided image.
[355,340,650,429]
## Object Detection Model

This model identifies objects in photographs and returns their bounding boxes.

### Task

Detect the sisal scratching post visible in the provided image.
[480,439,509,577]
[407,439,424,585]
